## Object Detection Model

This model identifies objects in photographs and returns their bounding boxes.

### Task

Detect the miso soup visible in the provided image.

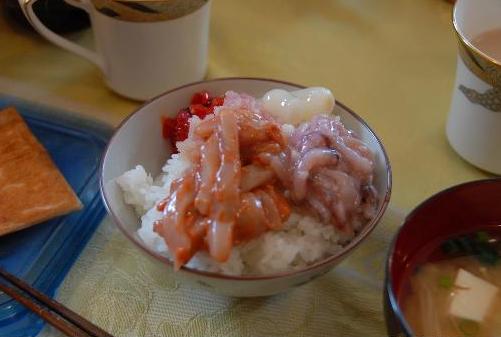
[401,230,501,337]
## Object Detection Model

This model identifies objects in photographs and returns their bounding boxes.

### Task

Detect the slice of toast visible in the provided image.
[0,107,82,236]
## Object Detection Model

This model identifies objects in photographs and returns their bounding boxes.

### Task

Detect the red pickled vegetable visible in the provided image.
[173,109,191,144]
[210,96,224,109]
[162,91,225,153]
[161,116,176,140]
[190,104,211,119]
[191,91,210,106]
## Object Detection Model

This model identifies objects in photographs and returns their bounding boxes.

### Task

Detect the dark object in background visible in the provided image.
[4,0,90,33]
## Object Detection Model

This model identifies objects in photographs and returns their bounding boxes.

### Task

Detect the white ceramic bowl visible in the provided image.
[100,78,392,297]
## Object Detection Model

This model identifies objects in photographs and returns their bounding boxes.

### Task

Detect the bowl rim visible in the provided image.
[100,77,393,281]
[385,177,501,336]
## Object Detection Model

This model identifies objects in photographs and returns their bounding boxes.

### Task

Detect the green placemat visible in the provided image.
[40,206,405,337]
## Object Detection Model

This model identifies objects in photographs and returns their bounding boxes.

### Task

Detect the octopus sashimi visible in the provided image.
[240,165,274,192]
[153,91,378,269]
[195,134,219,215]
[263,114,377,234]
[234,185,290,243]
[154,105,292,268]
[234,192,268,243]
[154,170,200,269]
[293,148,339,200]
[207,109,241,262]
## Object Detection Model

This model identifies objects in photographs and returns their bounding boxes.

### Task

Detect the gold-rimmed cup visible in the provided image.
[90,0,208,22]
[446,0,501,174]
[19,0,211,101]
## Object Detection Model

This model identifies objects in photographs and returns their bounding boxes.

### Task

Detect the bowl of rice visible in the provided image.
[100,78,392,297]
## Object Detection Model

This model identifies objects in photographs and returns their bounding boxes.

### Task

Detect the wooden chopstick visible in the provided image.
[0,267,114,337]
[0,281,90,337]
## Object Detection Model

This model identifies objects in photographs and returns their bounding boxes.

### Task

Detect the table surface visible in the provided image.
[0,0,494,336]
[0,0,491,211]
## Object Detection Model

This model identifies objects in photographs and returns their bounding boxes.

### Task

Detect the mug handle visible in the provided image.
[19,0,105,71]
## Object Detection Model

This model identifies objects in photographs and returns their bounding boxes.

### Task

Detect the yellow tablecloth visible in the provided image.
[40,210,405,337]
[0,0,494,336]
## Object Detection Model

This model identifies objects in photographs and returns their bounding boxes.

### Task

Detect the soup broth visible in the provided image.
[401,230,501,337]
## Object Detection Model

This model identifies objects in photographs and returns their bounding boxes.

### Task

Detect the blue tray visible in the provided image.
[0,95,113,337]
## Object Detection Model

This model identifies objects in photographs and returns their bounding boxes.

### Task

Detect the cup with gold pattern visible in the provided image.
[19,0,211,101]
[446,0,501,174]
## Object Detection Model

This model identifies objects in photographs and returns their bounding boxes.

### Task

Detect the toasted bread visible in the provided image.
[0,107,82,236]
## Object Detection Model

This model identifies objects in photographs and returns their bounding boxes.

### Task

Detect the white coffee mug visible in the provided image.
[446,0,501,174]
[20,0,211,101]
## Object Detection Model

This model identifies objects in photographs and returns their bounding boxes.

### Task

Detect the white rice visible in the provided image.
[116,117,343,276]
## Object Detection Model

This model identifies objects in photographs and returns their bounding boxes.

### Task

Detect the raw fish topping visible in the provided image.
[152,89,378,269]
